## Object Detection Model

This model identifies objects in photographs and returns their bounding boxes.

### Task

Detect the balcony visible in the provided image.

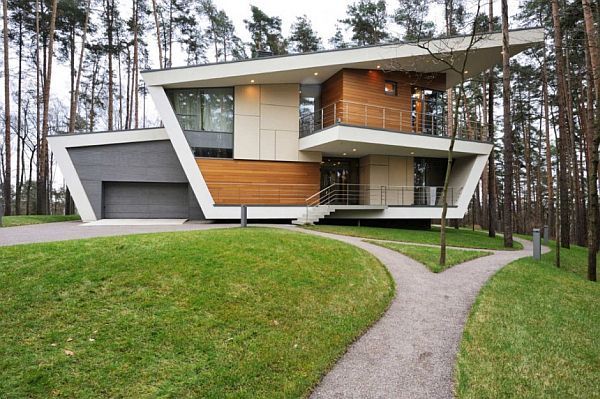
[300,100,490,143]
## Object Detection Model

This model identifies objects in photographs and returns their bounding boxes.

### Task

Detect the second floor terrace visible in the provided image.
[299,99,490,142]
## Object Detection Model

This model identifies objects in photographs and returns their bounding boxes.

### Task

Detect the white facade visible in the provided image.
[48,29,543,222]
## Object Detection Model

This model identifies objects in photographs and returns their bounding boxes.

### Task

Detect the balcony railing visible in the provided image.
[299,100,490,142]
[305,183,461,207]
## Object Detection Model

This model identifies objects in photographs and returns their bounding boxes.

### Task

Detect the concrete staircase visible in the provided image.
[292,205,336,225]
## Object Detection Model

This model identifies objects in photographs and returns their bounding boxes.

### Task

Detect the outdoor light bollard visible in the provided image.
[241,205,247,228]
[543,225,549,246]
[533,228,541,260]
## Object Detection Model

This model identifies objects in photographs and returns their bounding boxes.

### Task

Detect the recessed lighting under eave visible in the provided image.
[352,148,357,152]
[250,79,255,83]
[376,65,381,69]
[313,72,319,76]
[410,151,415,155]
[342,152,347,156]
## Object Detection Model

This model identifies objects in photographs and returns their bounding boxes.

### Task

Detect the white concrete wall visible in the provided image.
[234,84,321,162]
[360,155,414,205]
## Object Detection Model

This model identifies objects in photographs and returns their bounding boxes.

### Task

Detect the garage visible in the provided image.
[103,182,189,219]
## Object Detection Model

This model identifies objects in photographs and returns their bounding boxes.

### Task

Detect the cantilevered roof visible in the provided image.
[141,28,543,89]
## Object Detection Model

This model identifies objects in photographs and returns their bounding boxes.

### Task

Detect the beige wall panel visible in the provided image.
[260,129,276,160]
[260,104,299,131]
[275,130,300,161]
[367,154,389,166]
[235,85,260,116]
[234,114,260,159]
[261,84,300,107]
[388,156,407,186]
[298,151,322,162]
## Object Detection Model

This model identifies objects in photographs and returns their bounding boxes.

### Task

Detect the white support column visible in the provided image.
[146,85,220,219]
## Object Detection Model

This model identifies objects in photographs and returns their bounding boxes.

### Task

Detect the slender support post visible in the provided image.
[543,225,549,245]
[383,108,386,129]
[333,102,337,124]
[320,108,324,130]
[533,228,541,260]
[0,202,3,227]
[241,205,247,227]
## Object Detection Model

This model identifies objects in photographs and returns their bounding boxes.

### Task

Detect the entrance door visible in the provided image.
[320,157,359,204]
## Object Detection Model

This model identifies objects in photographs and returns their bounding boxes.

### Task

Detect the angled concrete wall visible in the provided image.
[67,140,203,219]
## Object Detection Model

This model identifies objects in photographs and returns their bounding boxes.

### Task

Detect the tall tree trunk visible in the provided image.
[37,0,58,215]
[542,44,554,239]
[65,0,91,215]
[487,0,497,237]
[15,16,23,215]
[132,0,139,129]
[2,0,11,216]
[564,51,586,246]
[105,0,114,131]
[151,0,164,68]
[551,0,571,249]
[501,0,513,247]
[582,0,599,281]
[35,0,41,214]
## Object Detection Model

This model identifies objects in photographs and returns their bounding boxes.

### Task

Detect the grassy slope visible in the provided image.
[367,241,491,273]
[305,225,522,250]
[1,214,80,227]
[0,228,394,398]
[457,242,600,398]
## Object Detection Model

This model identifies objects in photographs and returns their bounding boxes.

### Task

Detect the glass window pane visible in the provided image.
[202,88,234,133]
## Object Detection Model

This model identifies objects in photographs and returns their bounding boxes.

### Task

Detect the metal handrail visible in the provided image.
[299,99,490,142]
[303,183,462,223]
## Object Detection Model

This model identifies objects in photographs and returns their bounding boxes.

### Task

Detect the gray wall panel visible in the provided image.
[68,140,205,219]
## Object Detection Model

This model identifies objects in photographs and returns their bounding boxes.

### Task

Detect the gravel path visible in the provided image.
[292,228,548,399]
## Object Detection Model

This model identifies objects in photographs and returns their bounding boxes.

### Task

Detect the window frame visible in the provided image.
[166,86,235,159]
[384,80,397,96]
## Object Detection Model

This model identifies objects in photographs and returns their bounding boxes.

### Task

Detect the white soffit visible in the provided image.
[141,28,544,89]
[298,125,494,158]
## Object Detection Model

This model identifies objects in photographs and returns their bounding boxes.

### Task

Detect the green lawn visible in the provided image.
[304,225,522,250]
[456,241,600,398]
[1,214,80,227]
[0,228,394,398]
[367,241,491,273]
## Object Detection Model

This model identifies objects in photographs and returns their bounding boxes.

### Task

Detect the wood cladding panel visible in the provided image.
[197,158,320,205]
[320,68,446,132]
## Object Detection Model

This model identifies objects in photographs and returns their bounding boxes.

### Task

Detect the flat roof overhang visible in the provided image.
[141,28,543,89]
[299,125,493,158]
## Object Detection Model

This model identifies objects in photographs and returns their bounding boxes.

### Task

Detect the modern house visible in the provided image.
[48,28,543,224]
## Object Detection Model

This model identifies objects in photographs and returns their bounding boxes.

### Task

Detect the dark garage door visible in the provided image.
[103,182,189,219]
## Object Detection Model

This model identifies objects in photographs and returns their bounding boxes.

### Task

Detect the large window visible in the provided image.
[411,87,446,136]
[299,84,321,136]
[167,87,234,158]
[414,157,448,206]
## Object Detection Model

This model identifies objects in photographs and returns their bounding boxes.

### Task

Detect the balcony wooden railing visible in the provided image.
[299,100,491,142]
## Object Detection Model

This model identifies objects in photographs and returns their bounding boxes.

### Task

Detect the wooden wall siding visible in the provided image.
[196,158,320,205]
[320,68,445,133]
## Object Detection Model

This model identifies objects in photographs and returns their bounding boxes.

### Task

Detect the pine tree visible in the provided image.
[244,6,287,56]
[329,25,348,49]
[394,0,434,41]
[288,15,321,53]
[340,0,389,46]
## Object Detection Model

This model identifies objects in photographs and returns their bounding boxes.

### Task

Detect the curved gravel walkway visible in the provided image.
[292,228,548,399]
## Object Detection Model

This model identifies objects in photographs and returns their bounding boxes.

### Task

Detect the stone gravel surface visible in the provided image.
[294,228,547,399]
